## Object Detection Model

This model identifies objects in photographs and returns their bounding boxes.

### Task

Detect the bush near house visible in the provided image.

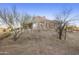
[64,25,79,32]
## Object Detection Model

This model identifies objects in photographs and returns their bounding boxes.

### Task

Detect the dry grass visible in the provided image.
[0,30,79,55]
[0,32,11,40]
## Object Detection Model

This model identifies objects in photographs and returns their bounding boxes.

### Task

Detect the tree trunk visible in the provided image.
[58,29,63,40]
[13,30,18,41]
[64,29,67,40]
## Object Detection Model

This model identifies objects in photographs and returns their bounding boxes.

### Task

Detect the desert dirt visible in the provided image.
[0,30,79,55]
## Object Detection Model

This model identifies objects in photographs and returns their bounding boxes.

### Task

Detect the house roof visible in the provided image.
[32,16,47,23]
[32,16,55,24]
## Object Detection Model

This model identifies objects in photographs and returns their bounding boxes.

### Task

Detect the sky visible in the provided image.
[0,3,79,26]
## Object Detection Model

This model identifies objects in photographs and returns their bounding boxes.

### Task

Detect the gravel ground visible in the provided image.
[0,30,79,55]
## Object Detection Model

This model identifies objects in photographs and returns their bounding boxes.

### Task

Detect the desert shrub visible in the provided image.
[0,32,11,40]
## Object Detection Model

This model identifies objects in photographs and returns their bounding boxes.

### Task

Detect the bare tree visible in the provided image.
[54,8,77,40]
[20,14,33,30]
[0,6,22,41]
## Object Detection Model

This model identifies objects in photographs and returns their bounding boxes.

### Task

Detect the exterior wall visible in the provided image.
[32,16,55,30]
[32,23,38,30]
